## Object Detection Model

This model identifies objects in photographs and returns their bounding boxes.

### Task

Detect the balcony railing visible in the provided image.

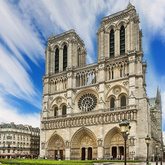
[43,105,136,120]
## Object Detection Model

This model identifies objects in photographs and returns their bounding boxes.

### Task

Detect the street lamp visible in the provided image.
[119,119,131,165]
[145,135,151,165]
[156,145,158,165]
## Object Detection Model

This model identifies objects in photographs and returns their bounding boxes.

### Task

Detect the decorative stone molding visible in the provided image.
[98,139,103,147]
[129,91,135,98]
[41,142,45,149]
[113,86,121,95]
[123,81,129,86]
[41,109,137,130]
[65,140,70,148]
[56,97,62,105]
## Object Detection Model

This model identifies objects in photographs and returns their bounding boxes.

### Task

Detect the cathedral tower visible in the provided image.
[40,3,162,161]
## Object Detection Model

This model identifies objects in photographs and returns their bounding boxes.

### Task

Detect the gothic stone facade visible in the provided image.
[40,3,163,161]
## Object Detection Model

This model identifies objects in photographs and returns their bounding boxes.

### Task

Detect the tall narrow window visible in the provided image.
[78,48,81,66]
[121,95,126,109]
[63,45,67,71]
[55,48,59,73]
[120,25,125,55]
[110,29,114,58]
[62,105,67,117]
[120,66,123,77]
[112,69,114,79]
[54,107,58,117]
[110,97,115,110]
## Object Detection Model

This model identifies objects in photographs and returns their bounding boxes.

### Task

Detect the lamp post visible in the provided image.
[119,119,131,165]
[145,135,151,165]
[156,145,158,165]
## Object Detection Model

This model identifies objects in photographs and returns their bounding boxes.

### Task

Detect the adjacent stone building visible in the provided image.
[0,122,40,159]
[40,3,163,161]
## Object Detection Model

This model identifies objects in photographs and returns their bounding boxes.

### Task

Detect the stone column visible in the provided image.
[85,148,88,160]
[98,139,103,159]
[115,29,120,56]
[59,47,63,72]
[65,141,70,160]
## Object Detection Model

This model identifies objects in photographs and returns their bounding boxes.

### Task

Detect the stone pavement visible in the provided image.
[93,162,165,165]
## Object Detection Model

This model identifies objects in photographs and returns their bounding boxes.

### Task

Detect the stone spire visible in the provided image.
[49,32,54,39]
[126,1,135,9]
[155,87,161,111]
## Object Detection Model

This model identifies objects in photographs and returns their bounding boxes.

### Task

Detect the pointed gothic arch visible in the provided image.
[104,127,124,159]
[47,134,65,160]
[70,127,97,160]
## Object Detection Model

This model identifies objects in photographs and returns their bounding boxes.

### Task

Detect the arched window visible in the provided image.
[110,97,115,110]
[54,107,58,117]
[55,48,59,73]
[121,95,126,109]
[110,29,114,58]
[62,105,67,117]
[63,45,67,71]
[120,25,125,55]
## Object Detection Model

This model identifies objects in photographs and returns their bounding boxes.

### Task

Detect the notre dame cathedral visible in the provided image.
[40,3,163,161]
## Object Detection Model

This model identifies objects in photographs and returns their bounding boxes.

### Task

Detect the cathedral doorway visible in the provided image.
[54,150,58,160]
[71,127,97,160]
[112,146,117,159]
[104,127,125,160]
[119,146,124,158]
[88,147,92,160]
[47,134,65,160]
[81,147,85,160]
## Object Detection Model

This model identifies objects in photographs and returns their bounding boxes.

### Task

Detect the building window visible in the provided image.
[110,97,115,110]
[62,105,67,117]
[121,95,126,109]
[78,48,81,66]
[112,69,114,79]
[63,45,67,71]
[120,25,125,55]
[110,29,114,58]
[55,48,59,73]
[54,107,58,117]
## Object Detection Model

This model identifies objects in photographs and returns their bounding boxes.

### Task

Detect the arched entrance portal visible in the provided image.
[104,127,125,160]
[71,127,97,160]
[47,134,65,160]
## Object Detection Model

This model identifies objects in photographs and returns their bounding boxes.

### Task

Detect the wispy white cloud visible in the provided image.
[0,96,40,127]
[0,0,45,108]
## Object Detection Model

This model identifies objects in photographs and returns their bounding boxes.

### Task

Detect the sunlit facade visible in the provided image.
[40,3,163,161]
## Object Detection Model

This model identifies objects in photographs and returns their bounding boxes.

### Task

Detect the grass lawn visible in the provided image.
[0,159,141,165]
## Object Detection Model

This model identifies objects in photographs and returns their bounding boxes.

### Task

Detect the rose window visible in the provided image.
[78,93,97,112]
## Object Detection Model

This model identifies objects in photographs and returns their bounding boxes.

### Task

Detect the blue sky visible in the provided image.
[0,0,165,141]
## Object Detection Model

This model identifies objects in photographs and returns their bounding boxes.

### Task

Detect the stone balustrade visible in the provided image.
[41,108,137,130]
